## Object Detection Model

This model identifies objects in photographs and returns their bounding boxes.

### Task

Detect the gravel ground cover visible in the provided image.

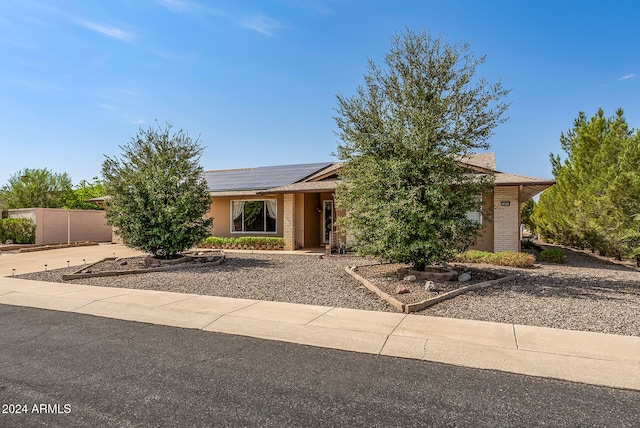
[16,248,640,336]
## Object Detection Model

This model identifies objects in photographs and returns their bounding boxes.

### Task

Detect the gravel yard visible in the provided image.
[17,247,640,337]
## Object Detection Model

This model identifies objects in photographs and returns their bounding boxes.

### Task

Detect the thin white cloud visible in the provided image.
[78,19,135,42]
[240,15,281,37]
[618,73,636,81]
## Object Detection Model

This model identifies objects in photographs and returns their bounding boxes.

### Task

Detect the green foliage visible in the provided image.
[102,122,213,258]
[539,249,565,263]
[65,177,105,210]
[200,236,284,248]
[520,199,536,232]
[334,29,509,270]
[0,168,73,208]
[533,108,640,260]
[454,250,535,267]
[0,218,36,244]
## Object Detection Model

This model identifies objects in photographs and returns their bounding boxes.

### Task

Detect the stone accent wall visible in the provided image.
[493,186,520,252]
[283,194,296,250]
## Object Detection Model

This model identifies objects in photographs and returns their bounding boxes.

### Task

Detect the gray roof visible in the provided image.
[203,162,333,192]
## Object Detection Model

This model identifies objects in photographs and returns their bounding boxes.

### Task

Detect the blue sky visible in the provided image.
[1,0,639,186]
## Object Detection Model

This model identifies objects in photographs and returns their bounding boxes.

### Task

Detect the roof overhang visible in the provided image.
[257,180,339,195]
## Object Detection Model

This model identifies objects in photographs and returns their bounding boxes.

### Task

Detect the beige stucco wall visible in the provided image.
[8,208,112,245]
[492,186,520,252]
[208,195,285,238]
[471,192,495,252]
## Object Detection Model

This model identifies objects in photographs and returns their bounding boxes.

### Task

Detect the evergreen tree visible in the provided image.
[334,29,509,270]
[533,108,640,259]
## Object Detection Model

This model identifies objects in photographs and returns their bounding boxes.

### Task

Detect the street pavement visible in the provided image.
[0,244,639,393]
[1,304,639,427]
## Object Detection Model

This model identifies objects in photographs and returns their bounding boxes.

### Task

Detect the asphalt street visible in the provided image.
[1,304,638,427]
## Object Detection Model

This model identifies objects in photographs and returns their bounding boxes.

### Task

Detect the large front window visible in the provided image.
[231,200,277,233]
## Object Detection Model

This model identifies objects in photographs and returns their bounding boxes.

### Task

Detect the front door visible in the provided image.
[322,200,333,244]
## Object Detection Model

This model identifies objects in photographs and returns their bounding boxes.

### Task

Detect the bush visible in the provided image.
[102,123,212,258]
[540,249,565,263]
[454,250,535,268]
[199,236,285,249]
[0,218,36,244]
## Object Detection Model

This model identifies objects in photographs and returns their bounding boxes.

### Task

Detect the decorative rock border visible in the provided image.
[345,265,514,314]
[62,251,226,281]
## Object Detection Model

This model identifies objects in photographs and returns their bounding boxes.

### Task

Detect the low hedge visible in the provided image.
[540,249,565,263]
[0,218,36,244]
[454,250,535,268]
[199,236,285,249]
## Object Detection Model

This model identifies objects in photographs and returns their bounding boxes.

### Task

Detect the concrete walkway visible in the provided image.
[1,244,638,391]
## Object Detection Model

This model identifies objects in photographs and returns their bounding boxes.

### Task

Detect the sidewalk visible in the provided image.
[1,244,638,391]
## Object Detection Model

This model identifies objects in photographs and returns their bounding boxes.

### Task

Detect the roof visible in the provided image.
[257,180,339,195]
[458,152,497,171]
[493,172,555,201]
[203,162,333,192]
[204,154,554,201]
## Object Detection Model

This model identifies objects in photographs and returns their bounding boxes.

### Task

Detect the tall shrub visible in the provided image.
[102,123,212,258]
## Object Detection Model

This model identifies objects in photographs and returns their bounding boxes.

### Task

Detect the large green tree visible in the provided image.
[65,177,105,210]
[0,168,73,208]
[102,123,212,258]
[334,29,509,270]
[533,108,640,259]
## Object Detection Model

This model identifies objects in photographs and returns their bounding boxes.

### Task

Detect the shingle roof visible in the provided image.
[459,152,496,171]
[203,162,333,192]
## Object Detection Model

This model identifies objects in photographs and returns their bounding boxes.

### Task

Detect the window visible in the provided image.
[465,195,483,224]
[231,200,277,233]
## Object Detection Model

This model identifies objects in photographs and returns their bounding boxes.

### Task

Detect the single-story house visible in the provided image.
[204,153,555,252]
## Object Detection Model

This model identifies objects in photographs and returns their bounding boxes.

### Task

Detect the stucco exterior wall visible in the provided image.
[471,192,495,252]
[8,208,112,245]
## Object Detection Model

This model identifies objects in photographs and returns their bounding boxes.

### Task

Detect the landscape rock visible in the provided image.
[425,280,437,291]
[396,284,410,294]
[458,272,472,282]
[403,275,417,282]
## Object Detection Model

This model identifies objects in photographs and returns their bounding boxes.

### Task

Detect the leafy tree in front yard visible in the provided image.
[65,177,105,210]
[334,29,509,270]
[0,168,73,208]
[102,122,212,258]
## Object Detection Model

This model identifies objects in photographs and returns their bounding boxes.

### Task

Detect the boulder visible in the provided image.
[403,275,417,282]
[425,280,437,291]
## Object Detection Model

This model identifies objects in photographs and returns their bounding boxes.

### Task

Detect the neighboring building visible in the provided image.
[7,208,112,245]
[204,154,555,252]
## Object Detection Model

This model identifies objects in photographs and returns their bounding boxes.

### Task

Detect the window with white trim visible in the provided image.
[231,200,277,233]
[465,195,483,224]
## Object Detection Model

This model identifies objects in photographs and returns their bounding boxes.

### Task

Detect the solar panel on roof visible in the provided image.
[203,162,333,191]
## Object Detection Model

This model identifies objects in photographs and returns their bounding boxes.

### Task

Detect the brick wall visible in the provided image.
[283,194,296,250]
[493,186,520,252]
